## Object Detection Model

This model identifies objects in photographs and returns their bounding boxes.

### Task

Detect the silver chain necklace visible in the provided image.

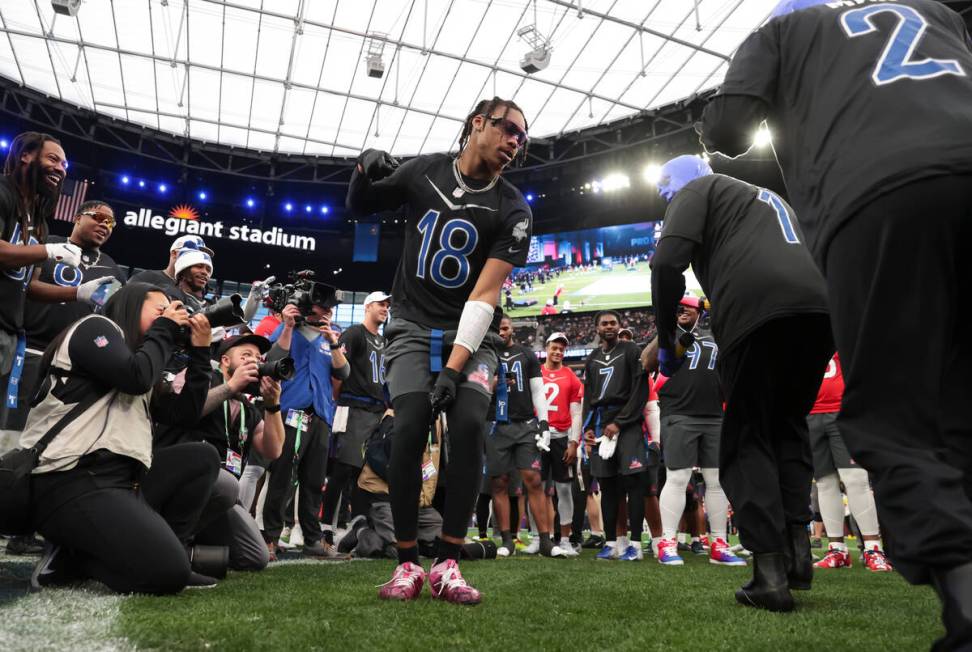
[452,158,499,198]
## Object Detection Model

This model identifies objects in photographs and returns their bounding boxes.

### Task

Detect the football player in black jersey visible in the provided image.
[654,296,744,569]
[582,310,651,561]
[323,291,391,549]
[650,155,832,612]
[487,316,564,558]
[347,97,532,605]
[700,0,972,639]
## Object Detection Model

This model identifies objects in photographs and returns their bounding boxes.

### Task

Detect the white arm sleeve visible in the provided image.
[453,300,494,354]
[645,399,660,444]
[529,376,549,423]
[569,402,582,444]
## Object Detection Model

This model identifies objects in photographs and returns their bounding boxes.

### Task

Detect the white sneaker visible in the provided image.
[277,526,295,550]
[559,539,580,557]
[523,538,540,555]
[548,544,568,558]
[496,545,512,558]
[290,524,305,548]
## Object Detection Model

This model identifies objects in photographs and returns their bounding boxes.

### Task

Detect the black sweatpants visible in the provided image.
[718,314,833,555]
[390,388,488,542]
[599,473,646,543]
[321,460,368,533]
[826,174,972,585]
[30,443,219,594]
[262,415,330,545]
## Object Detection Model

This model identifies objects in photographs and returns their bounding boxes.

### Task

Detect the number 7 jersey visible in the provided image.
[370,153,532,330]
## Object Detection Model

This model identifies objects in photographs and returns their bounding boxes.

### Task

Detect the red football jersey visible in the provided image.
[811,354,843,414]
[541,365,583,432]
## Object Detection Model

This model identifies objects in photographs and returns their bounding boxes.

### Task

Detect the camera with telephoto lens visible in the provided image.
[263,270,344,323]
[244,357,296,396]
[176,294,245,344]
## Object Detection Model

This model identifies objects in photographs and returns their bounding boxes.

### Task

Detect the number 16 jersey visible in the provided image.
[365,153,532,330]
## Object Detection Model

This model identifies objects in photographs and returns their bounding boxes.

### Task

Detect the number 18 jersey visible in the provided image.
[372,153,532,330]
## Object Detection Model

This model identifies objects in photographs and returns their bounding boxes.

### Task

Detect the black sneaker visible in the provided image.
[337,515,366,554]
[186,571,218,589]
[30,543,81,592]
[677,541,691,552]
[582,534,605,549]
[8,534,45,556]
[690,540,706,555]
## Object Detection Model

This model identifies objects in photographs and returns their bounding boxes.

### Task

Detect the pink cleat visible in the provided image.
[429,559,482,605]
[378,562,426,601]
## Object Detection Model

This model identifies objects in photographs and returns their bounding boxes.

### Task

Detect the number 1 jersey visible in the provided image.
[361,153,532,330]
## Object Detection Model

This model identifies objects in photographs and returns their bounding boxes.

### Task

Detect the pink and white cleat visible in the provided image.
[429,558,482,605]
[378,562,426,601]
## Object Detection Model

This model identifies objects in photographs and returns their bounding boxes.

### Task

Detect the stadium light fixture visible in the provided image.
[601,173,630,192]
[198,191,208,201]
[120,175,130,185]
[526,193,534,202]
[643,163,663,185]
[138,180,146,188]
[245,198,255,208]
[304,204,313,213]
[0,138,8,149]
[158,183,168,194]
[754,125,772,148]
[284,202,294,212]
[320,205,330,214]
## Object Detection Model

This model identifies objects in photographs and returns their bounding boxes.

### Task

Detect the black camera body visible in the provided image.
[264,270,344,321]
[177,294,245,344]
[244,357,296,396]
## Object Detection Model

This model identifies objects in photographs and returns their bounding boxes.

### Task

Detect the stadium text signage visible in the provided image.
[122,206,317,251]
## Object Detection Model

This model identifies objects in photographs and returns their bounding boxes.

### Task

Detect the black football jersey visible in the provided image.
[710,0,972,264]
[497,342,542,421]
[658,174,828,355]
[24,235,125,350]
[351,153,532,330]
[0,177,39,334]
[658,332,723,418]
[337,323,387,406]
[582,340,643,420]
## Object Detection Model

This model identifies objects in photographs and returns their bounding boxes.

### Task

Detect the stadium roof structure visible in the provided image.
[0,0,780,160]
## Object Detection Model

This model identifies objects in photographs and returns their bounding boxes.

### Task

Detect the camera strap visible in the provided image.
[222,400,246,451]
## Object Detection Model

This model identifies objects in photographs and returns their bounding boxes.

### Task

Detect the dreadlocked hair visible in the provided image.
[457,97,529,167]
[2,131,62,244]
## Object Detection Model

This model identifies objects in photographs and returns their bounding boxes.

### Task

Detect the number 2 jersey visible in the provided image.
[658,174,829,354]
[347,153,532,330]
[541,364,583,434]
[707,0,972,265]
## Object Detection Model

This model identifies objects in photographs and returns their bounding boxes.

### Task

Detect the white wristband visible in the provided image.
[453,300,494,354]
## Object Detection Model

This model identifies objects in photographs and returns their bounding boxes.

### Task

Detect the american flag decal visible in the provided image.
[54,178,89,222]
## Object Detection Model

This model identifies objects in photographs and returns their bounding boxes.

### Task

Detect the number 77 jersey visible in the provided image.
[713,0,972,266]
[382,153,532,330]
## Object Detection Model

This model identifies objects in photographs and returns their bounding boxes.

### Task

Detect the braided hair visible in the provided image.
[2,131,62,244]
[457,97,529,167]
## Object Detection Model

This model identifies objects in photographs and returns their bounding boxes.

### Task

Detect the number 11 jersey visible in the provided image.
[372,153,532,330]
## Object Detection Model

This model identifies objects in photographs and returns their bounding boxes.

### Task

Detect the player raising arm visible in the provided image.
[347,97,532,606]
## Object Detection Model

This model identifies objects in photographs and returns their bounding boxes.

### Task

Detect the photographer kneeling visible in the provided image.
[177,334,285,571]
[23,283,219,594]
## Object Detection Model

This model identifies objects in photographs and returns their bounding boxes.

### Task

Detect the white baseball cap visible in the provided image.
[174,248,213,277]
[546,332,569,345]
[170,235,214,256]
[363,291,391,306]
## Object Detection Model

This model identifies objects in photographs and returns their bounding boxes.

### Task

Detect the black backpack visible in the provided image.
[363,414,396,482]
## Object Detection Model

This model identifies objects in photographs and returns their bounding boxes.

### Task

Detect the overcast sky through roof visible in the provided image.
[0,0,777,157]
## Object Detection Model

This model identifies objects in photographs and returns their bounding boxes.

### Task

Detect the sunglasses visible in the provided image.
[485,115,528,148]
[78,211,116,229]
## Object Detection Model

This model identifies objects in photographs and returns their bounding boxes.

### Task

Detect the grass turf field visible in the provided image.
[505,263,703,318]
[0,538,943,651]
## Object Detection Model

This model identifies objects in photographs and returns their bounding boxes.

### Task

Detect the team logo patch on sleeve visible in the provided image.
[94,336,109,348]
[466,363,492,391]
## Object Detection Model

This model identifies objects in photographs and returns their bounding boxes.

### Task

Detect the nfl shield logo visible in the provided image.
[94,336,109,348]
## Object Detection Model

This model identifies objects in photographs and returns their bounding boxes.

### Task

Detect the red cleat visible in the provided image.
[863,549,893,572]
[814,545,852,569]
[378,562,426,601]
[429,559,481,605]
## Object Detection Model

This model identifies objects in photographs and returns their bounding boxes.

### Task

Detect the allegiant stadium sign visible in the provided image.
[122,205,317,251]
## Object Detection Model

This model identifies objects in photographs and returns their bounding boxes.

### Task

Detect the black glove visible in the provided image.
[357,149,400,182]
[430,367,465,412]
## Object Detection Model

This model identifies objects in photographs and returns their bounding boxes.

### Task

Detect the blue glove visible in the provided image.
[658,347,684,377]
